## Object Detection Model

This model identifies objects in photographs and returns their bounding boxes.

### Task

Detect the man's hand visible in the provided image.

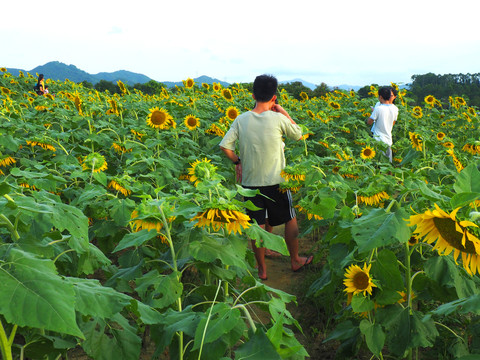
[271,104,296,125]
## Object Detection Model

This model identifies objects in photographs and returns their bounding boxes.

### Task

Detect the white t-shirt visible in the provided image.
[369,104,398,146]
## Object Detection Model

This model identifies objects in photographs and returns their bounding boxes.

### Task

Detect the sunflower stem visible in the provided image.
[0,319,12,360]
[157,204,184,360]
[198,280,222,360]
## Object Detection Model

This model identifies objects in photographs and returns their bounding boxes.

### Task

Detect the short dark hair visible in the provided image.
[378,86,391,101]
[253,74,277,102]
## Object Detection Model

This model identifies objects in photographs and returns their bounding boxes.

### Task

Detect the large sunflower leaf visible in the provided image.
[245,223,289,256]
[432,293,480,316]
[135,270,183,309]
[352,208,410,253]
[0,249,83,338]
[189,233,252,266]
[359,320,385,357]
[192,303,242,350]
[81,313,141,360]
[236,328,281,360]
[454,163,480,193]
[64,277,132,318]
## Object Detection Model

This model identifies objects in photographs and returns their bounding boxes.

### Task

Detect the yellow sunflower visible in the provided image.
[299,92,309,101]
[81,153,108,173]
[26,140,56,152]
[329,101,341,110]
[184,115,200,130]
[212,82,221,91]
[442,141,454,149]
[74,94,83,115]
[131,129,145,140]
[202,83,210,90]
[295,204,323,221]
[191,208,251,235]
[409,132,423,151]
[112,142,132,154]
[360,146,376,160]
[146,107,172,129]
[446,149,464,172]
[408,204,480,275]
[357,191,389,207]
[183,78,195,89]
[225,106,240,121]
[436,132,446,141]
[221,88,234,101]
[0,156,16,167]
[108,180,131,196]
[424,95,436,106]
[455,97,467,106]
[280,169,306,182]
[188,158,217,186]
[343,263,377,296]
[411,106,423,119]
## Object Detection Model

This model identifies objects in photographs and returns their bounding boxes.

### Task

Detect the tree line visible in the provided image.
[80,72,480,107]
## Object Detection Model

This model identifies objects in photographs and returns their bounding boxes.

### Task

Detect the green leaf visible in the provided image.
[324,320,359,342]
[108,198,135,226]
[65,277,132,318]
[189,233,249,267]
[454,163,480,193]
[424,256,477,298]
[113,229,158,253]
[151,306,202,354]
[433,293,480,316]
[135,270,183,309]
[0,182,11,196]
[93,171,107,186]
[0,249,83,338]
[352,208,410,253]
[351,294,374,313]
[245,223,289,256]
[451,192,480,209]
[235,328,281,360]
[359,320,385,356]
[192,303,242,350]
[373,249,403,291]
[387,309,438,356]
[81,313,141,360]
[417,180,450,202]
[0,134,20,151]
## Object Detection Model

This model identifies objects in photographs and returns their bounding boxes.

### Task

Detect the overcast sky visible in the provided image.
[3,0,479,87]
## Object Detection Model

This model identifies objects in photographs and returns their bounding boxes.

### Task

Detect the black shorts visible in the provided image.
[243,184,296,226]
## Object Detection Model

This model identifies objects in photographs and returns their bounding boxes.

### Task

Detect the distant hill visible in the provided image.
[5,61,230,88]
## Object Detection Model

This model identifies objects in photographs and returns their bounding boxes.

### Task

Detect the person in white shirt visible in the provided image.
[367,86,399,162]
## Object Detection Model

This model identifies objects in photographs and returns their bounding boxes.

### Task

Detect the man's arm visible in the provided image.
[367,117,374,125]
[220,146,242,183]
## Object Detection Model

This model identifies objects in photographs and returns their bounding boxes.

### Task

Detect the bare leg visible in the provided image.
[252,224,267,280]
[264,219,282,258]
[285,217,312,271]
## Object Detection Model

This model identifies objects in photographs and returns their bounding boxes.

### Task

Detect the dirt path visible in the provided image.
[258,225,335,360]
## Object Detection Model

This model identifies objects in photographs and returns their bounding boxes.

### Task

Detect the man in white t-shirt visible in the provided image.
[367,86,398,162]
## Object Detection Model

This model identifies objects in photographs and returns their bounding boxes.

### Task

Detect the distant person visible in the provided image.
[35,74,45,95]
[367,86,398,162]
[219,74,313,281]
[370,86,397,135]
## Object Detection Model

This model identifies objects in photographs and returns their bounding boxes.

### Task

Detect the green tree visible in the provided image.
[94,80,120,94]
[311,82,330,98]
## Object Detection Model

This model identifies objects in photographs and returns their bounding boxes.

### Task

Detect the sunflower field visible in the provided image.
[1,68,480,360]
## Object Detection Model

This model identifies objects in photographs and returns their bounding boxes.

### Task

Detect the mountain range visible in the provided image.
[5,61,230,88]
[5,61,363,90]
